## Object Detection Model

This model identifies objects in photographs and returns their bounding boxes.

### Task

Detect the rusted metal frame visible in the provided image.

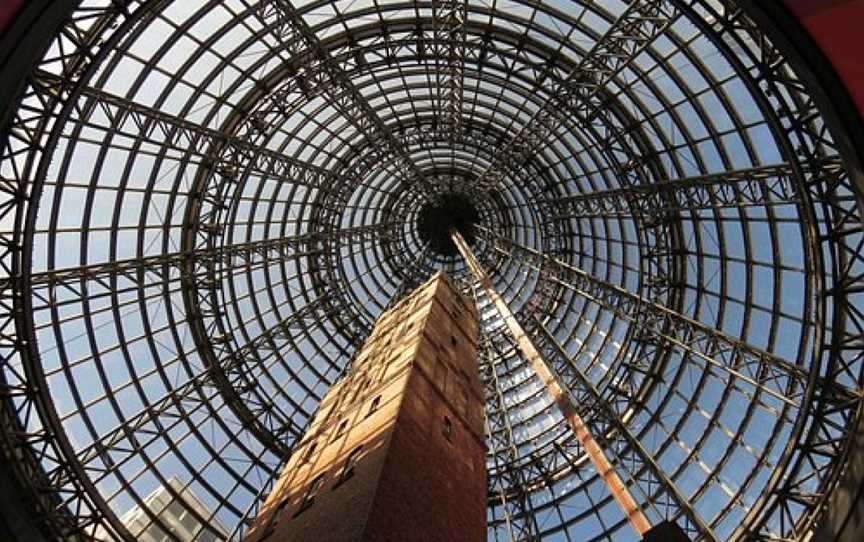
[694,3,864,539]
[480,332,542,542]
[438,27,683,411]
[473,0,681,193]
[431,0,467,138]
[0,2,161,540]
[476,243,713,539]
[453,229,656,537]
[526,315,717,540]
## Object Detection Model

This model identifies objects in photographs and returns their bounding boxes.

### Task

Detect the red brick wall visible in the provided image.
[364,370,486,542]
[244,274,485,542]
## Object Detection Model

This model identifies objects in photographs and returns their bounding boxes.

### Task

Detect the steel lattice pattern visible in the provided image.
[0,1,863,541]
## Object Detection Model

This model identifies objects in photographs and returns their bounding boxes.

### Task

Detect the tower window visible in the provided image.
[443,416,453,442]
[334,445,363,487]
[334,419,348,439]
[367,395,381,417]
[304,441,317,462]
[294,473,325,516]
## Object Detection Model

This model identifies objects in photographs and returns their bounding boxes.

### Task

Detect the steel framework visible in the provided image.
[0,1,863,541]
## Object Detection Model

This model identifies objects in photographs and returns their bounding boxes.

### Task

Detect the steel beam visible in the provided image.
[552,162,826,220]
[475,224,832,408]
[452,228,657,538]
[696,4,864,538]
[254,0,435,196]
[16,224,391,318]
[481,332,542,541]
[74,294,343,473]
[473,1,680,193]
[0,2,153,540]
[46,71,336,190]
[432,0,467,137]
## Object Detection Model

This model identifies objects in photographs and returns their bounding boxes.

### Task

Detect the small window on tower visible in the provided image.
[334,419,348,439]
[294,473,325,516]
[367,395,381,417]
[443,416,453,442]
[304,441,317,462]
[450,335,457,346]
[334,445,363,488]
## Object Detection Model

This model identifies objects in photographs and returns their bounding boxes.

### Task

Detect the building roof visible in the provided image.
[0,1,863,541]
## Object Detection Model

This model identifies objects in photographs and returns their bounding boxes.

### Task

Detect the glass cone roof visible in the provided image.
[1,1,863,541]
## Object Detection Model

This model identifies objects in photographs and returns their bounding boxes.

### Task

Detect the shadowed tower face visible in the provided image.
[244,273,485,542]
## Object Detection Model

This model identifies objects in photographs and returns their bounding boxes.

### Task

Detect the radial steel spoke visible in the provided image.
[253,0,437,196]
[474,1,681,193]
[552,162,833,219]
[432,0,467,138]
[452,228,660,538]
[475,224,838,409]
[14,223,394,291]
[41,71,337,190]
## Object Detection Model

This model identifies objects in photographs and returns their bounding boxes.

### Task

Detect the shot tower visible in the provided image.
[244,273,485,542]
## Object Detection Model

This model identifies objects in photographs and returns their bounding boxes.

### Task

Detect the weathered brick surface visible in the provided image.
[244,273,484,542]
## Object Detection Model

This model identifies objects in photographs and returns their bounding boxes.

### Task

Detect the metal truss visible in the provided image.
[432,0,467,137]
[474,1,680,193]
[526,315,717,541]
[0,0,863,541]
[478,225,824,410]
[254,0,434,196]
[0,2,155,539]
[481,331,542,542]
[696,4,864,539]
[553,163,813,219]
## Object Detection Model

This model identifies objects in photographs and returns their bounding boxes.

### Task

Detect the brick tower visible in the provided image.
[244,272,486,542]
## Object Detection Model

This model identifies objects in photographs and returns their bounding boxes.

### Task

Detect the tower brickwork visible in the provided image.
[244,273,485,542]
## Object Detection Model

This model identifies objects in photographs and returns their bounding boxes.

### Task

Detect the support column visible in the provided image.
[450,228,653,538]
[244,272,485,542]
